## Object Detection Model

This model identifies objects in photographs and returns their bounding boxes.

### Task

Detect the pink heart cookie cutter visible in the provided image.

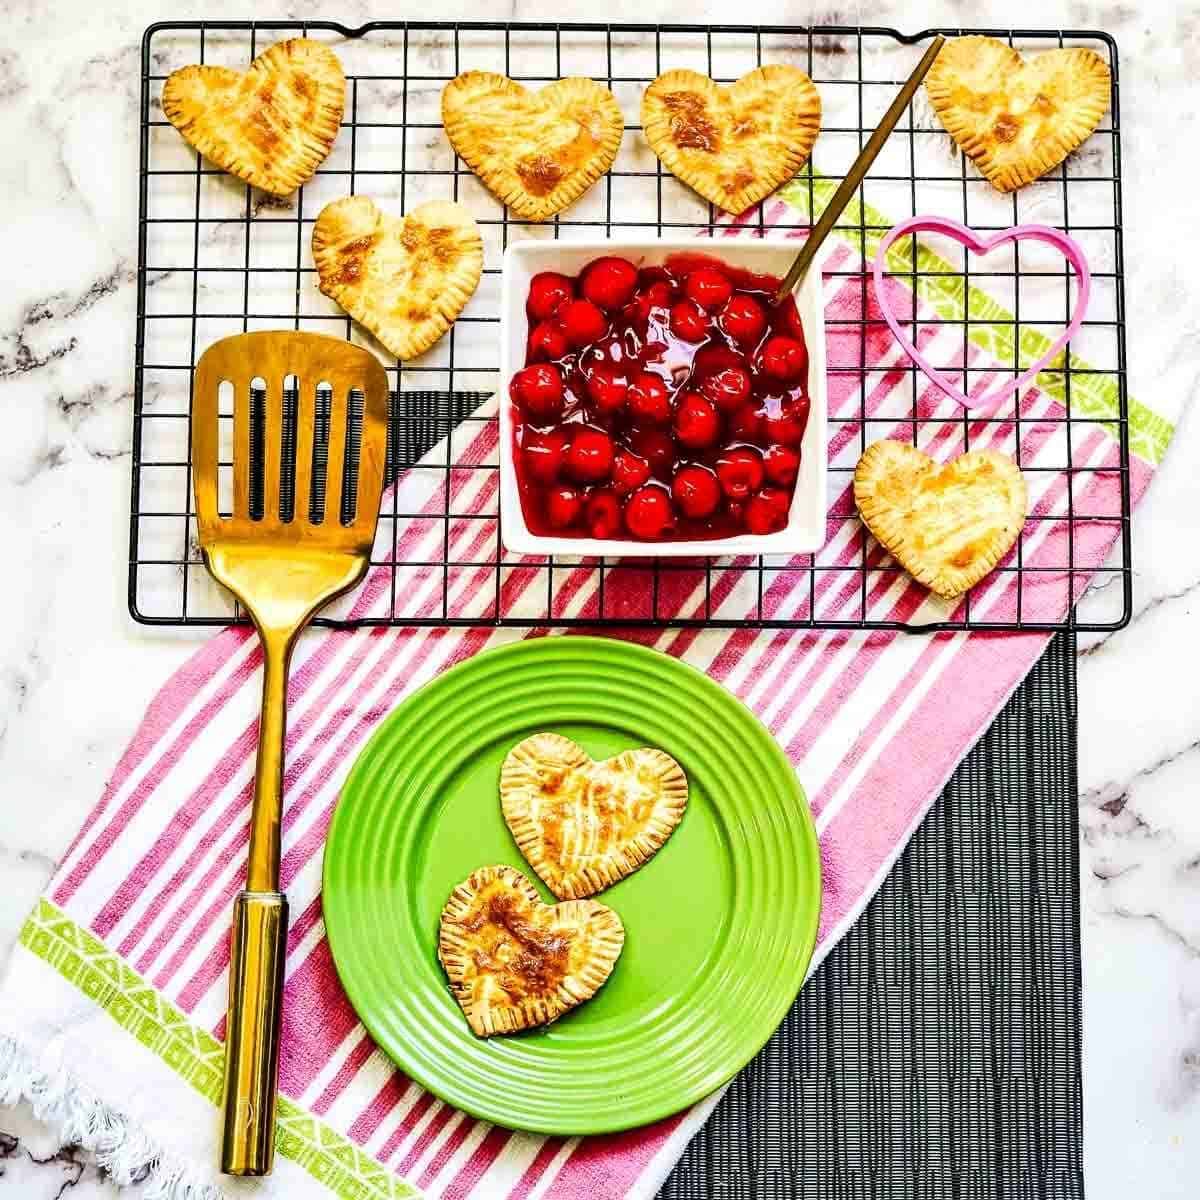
[872,215,1091,411]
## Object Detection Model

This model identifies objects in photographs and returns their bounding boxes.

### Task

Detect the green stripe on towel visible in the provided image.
[19,898,421,1200]
[777,175,1171,466]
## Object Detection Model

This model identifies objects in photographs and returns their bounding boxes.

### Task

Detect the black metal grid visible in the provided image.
[661,631,1083,1199]
[131,21,1132,631]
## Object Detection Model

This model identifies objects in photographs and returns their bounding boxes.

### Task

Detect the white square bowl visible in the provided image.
[499,238,827,558]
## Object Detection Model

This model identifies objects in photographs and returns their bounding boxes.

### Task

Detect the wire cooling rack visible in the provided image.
[131,21,1132,631]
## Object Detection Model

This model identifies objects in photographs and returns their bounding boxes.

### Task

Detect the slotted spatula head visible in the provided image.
[191,331,389,632]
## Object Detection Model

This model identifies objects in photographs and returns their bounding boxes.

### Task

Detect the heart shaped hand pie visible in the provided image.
[925,36,1110,192]
[854,442,1027,599]
[162,38,345,196]
[439,865,624,1037]
[442,72,623,221]
[501,733,687,900]
[312,196,483,361]
[641,65,821,214]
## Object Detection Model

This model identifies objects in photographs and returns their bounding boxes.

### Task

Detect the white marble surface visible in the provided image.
[0,0,1197,1195]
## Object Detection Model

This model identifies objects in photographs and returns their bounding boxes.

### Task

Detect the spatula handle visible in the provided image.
[222,627,293,1175]
[221,890,289,1175]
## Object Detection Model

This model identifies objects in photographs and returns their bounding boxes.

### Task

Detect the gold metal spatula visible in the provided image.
[191,331,388,1176]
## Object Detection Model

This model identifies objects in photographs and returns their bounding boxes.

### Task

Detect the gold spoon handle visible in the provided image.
[774,35,945,303]
[221,628,294,1176]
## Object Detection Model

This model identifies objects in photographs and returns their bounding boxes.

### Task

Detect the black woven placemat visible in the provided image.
[660,632,1083,1199]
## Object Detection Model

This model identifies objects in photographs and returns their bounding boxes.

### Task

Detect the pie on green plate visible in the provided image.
[323,635,821,1135]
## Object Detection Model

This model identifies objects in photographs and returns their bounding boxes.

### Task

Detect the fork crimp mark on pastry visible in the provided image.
[438,864,625,1037]
[442,72,624,221]
[500,732,688,900]
[312,196,483,361]
[925,36,1111,192]
[641,65,821,214]
[162,38,345,197]
[854,441,1028,600]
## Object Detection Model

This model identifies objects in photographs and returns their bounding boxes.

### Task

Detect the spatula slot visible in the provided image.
[190,333,388,546]
[308,382,333,525]
[339,389,365,527]
[248,378,268,522]
[279,375,299,524]
[217,380,234,519]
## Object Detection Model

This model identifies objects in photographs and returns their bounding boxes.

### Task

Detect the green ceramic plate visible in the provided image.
[322,636,821,1135]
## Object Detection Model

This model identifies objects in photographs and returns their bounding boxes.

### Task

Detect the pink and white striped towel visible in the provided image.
[0,197,1164,1200]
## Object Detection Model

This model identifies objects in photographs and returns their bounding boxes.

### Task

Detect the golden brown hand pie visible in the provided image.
[438,864,624,1037]
[500,733,687,900]
[641,65,821,214]
[162,38,345,196]
[442,72,624,221]
[925,36,1111,192]
[854,441,1028,599]
[312,196,483,361]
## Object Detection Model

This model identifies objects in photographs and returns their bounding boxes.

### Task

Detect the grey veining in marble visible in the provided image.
[1,0,1198,1195]
[0,1105,125,1199]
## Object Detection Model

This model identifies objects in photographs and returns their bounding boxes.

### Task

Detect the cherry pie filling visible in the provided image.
[510,253,810,541]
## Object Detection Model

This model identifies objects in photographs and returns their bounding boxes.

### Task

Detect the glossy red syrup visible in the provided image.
[510,253,810,541]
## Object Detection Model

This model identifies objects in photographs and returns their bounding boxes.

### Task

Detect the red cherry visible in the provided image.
[522,427,569,483]
[527,272,574,321]
[669,299,711,343]
[727,404,763,444]
[528,319,569,362]
[624,485,675,540]
[692,344,746,379]
[759,334,809,384]
[775,295,805,340]
[559,299,609,348]
[718,294,768,348]
[585,489,623,538]
[510,363,564,420]
[581,334,627,369]
[762,397,809,447]
[700,365,752,413]
[581,257,639,312]
[647,280,674,308]
[546,485,583,529]
[626,372,672,426]
[715,446,765,500]
[763,443,801,487]
[684,266,734,312]
[585,362,628,414]
[626,280,674,326]
[638,265,672,287]
[565,426,615,483]
[671,464,721,519]
[673,392,721,450]
[629,428,676,480]
[611,448,651,496]
[745,487,790,535]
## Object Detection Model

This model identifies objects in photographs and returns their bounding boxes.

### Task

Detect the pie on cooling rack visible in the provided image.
[500,733,688,900]
[312,196,483,361]
[641,65,821,214]
[442,72,624,221]
[438,864,625,1037]
[854,441,1028,600]
[162,37,345,196]
[925,35,1111,192]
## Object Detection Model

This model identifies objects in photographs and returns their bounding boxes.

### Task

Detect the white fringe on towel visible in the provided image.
[0,1033,226,1200]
